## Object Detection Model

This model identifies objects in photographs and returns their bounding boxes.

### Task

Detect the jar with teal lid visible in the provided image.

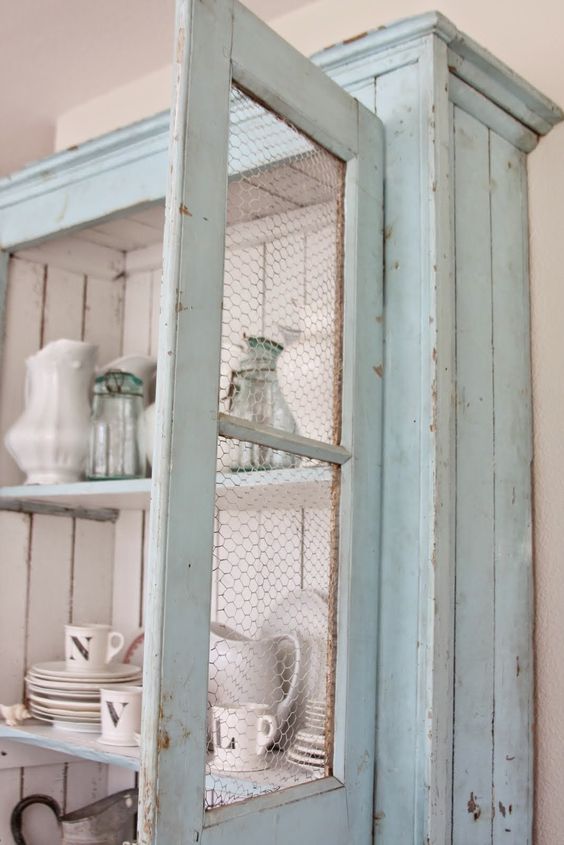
[228,336,299,471]
[87,370,145,480]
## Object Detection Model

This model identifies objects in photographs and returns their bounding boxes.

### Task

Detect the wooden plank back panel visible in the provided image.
[0,242,124,821]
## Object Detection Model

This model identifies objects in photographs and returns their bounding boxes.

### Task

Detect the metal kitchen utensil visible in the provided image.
[11,788,138,845]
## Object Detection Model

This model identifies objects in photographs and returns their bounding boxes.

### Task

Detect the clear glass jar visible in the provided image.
[228,336,299,471]
[87,370,145,480]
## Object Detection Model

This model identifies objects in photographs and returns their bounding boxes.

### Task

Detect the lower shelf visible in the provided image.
[0,722,139,770]
[0,723,325,797]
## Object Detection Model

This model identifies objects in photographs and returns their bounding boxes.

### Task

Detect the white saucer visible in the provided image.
[30,662,142,681]
[30,704,100,720]
[27,676,139,693]
[28,693,101,712]
[30,713,101,733]
[53,719,101,733]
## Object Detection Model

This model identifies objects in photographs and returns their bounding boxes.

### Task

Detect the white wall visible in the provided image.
[53,2,564,841]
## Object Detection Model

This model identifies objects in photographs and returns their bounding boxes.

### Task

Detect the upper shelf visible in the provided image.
[0,466,333,515]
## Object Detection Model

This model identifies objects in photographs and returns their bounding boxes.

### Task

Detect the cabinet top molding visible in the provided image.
[314,10,563,135]
[0,10,561,249]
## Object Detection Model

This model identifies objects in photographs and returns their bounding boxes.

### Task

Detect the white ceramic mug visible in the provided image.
[65,623,124,672]
[212,703,278,772]
[99,686,142,746]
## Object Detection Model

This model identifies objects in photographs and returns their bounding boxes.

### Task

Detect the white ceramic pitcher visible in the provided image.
[5,339,97,484]
[208,621,301,739]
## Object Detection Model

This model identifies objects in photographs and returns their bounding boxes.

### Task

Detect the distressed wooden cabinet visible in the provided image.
[0,5,560,844]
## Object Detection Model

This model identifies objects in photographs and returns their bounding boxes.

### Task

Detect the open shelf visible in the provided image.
[0,724,323,796]
[0,722,139,770]
[0,466,333,515]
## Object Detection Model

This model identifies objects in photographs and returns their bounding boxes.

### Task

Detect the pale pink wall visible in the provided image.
[53,3,564,840]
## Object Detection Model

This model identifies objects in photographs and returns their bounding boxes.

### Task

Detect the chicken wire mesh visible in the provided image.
[219,86,345,447]
[205,87,344,809]
[207,440,340,807]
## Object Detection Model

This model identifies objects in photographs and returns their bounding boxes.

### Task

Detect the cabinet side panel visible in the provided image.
[373,61,422,844]
[490,133,533,844]
[452,105,495,840]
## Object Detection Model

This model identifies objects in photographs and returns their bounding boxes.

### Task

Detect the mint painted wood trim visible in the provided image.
[139,0,234,842]
[490,133,533,843]
[217,414,351,465]
[452,105,496,838]
[314,11,563,133]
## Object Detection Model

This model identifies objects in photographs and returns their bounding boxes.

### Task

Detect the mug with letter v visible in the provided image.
[65,623,124,672]
[99,685,142,746]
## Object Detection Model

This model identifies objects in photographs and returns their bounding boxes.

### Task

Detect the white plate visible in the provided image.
[287,749,325,768]
[26,675,140,693]
[30,713,101,732]
[293,743,325,757]
[53,719,101,733]
[28,693,101,711]
[30,662,142,681]
[26,686,101,701]
[30,703,100,719]
[30,705,100,720]
[294,730,325,748]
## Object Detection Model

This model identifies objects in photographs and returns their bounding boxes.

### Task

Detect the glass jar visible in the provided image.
[87,370,145,480]
[228,336,299,471]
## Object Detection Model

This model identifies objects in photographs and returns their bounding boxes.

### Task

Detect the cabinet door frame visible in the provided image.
[141,1,384,843]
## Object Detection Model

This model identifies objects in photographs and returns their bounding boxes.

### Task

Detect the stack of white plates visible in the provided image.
[287,699,326,772]
[26,661,142,733]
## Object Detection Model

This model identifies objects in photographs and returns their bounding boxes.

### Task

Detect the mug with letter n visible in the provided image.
[65,623,124,672]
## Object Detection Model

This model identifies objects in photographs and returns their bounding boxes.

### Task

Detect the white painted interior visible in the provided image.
[2,1,564,840]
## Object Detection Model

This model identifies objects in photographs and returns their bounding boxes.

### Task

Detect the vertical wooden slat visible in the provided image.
[452,105,495,840]
[149,268,161,360]
[71,519,114,625]
[0,258,44,485]
[112,511,144,657]
[22,514,73,842]
[331,100,383,845]
[0,512,30,843]
[42,266,85,345]
[122,270,153,356]
[490,132,533,843]
[140,1,234,840]
[84,275,125,366]
[374,61,422,845]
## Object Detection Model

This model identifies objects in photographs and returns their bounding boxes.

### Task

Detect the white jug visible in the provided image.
[209,622,301,738]
[5,339,97,484]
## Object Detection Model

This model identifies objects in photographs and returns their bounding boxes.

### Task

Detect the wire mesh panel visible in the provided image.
[206,86,345,810]
[219,87,345,447]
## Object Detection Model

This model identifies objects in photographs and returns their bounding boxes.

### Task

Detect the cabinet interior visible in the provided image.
[0,122,343,833]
